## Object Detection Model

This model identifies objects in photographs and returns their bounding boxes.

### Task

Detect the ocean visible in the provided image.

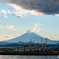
[0,55,59,59]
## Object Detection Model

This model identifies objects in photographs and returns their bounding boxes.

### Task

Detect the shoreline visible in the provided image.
[0,51,58,55]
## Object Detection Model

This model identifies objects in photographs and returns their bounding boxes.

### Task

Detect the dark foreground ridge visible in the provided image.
[0,51,59,55]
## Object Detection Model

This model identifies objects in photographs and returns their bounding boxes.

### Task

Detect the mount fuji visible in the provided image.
[4,32,59,44]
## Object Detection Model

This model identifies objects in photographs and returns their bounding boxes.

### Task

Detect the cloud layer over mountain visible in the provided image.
[1,0,59,15]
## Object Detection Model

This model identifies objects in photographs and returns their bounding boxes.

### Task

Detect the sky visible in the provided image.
[0,0,59,41]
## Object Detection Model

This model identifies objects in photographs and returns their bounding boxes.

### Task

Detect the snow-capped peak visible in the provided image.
[26,29,33,34]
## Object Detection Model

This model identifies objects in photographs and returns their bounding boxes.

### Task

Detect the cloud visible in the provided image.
[0,34,21,41]
[35,28,42,32]
[13,11,24,18]
[4,15,8,18]
[7,4,44,18]
[1,10,7,14]
[26,28,42,33]
[31,23,44,32]
[6,25,16,31]
[0,26,4,29]
[31,27,42,32]
[1,0,59,16]
[25,29,32,34]
[35,23,44,28]
[7,10,11,14]
[47,37,59,41]
[25,23,43,33]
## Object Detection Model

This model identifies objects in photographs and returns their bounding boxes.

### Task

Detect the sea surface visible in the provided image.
[0,55,59,59]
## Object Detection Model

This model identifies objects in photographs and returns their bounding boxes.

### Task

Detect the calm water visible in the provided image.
[0,55,59,59]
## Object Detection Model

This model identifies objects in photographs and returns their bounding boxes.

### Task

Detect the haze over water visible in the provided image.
[0,55,58,59]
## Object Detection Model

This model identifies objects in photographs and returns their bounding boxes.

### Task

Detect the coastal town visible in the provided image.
[0,38,59,55]
[0,38,47,52]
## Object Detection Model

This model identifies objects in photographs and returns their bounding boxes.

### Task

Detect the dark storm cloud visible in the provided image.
[1,0,59,15]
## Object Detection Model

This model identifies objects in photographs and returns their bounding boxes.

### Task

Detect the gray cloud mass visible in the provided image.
[1,0,59,15]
